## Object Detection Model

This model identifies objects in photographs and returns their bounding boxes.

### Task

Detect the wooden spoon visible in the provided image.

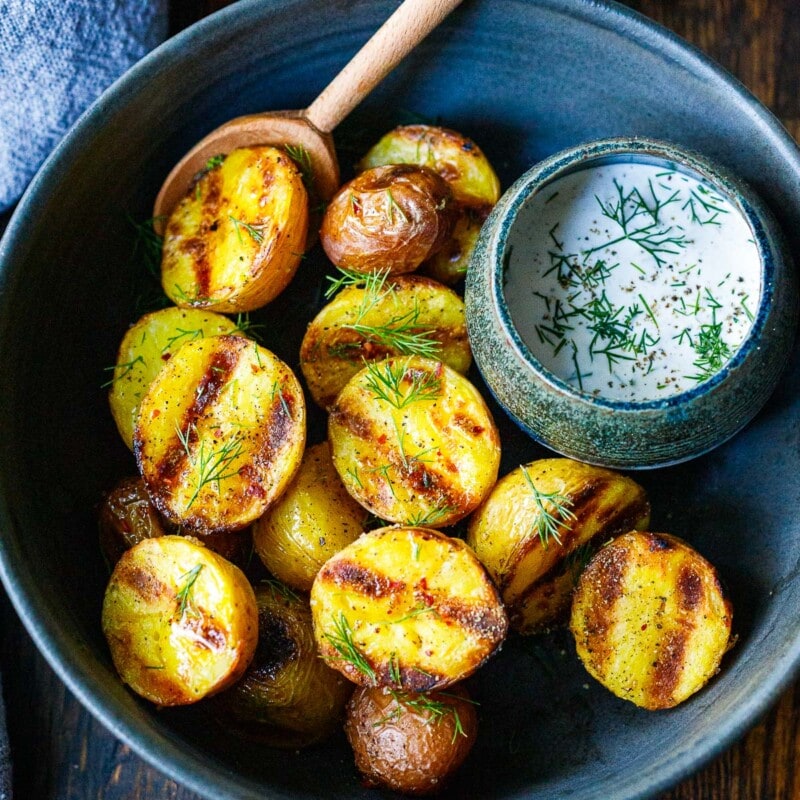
[153,0,465,224]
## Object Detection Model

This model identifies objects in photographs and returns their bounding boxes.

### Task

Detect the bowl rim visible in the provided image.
[1,1,800,799]
[485,136,778,412]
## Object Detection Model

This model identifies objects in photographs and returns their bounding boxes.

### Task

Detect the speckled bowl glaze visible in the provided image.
[466,137,798,468]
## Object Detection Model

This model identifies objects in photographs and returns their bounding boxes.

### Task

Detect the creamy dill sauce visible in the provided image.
[504,161,761,401]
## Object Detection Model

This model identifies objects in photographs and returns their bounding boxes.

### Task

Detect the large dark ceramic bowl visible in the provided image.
[1,1,800,799]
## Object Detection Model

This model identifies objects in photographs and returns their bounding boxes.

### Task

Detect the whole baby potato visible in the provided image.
[570,531,733,710]
[320,164,455,276]
[252,441,367,590]
[467,458,650,633]
[345,684,478,795]
[213,581,352,747]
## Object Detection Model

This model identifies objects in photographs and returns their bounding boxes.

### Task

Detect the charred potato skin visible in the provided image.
[467,458,650,634]
[328,356,500,528]
[108,306,238,450]
[345,684,478,796]
[212,583,351,747]
[320,164,456,276]
[311,526,508,692]
[101,535,259,706]
[252,441,367,591]
[570,531,733,710]
[134,334,306,534]
[162,146,309,312]
[300,274,471,409]
[358,125,500,284]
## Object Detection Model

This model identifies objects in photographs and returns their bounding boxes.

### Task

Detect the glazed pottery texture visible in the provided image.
[466,138,798,468]
[1,2,800,799]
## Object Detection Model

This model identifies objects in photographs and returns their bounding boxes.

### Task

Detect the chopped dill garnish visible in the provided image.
[406,504,455,527]
[363,360,442,409]
[387,691,477,742]
[101,355,145,388]
[520,466,577,547]
[162,326,204,352]
[127,214,165,279]
[324,613,375,682]
[229,215,264,244]
[385,189,409,224]
[204,154,225,171]
[176,564,203,618]
[284,144,315,194]
[260,578,300,603]
[176,424,244,508]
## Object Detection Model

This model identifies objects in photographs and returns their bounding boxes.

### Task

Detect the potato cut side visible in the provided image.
[212,582,352,747]
[570,531,733,710]
[300,274,471,409]
[161,146,308,312]
[328,356,500,527]
[311,526,507,691]
[101,535,258,705]
[108,306,238,449]
[135,334,305,533]
[467,458,650,633]
[358,125,500,285]
[253,441,368,591]
[320,165,455,276]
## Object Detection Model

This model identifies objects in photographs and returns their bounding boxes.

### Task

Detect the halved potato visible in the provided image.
[300,274,471,409]
[328,356,500,527]
[212,581,352,747]
[101,535,258,705]
[135,334,306,533]
[320,165,455,276]
[345,683,478,796]
[108,306,238,449]
[161,146,308,312]
[252,441,368,590]
[467,458,650,633]
[311,526,507,690]
[570,531,733,710]
[358,125,500,284]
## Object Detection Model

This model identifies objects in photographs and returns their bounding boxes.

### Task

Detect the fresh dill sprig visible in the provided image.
[127,214,165,279]
[172,283,217,308]
[388,691,476,742]
[347,302,440,359]
[176,564,203,618]
[204,154,226,171]
[324,612,375,682]
[520,466,577,547]
[260,578,300,603]
[363,360,442,409]
[232,312,265,343]
[685,321,732,382]
[101,355,145,388]
[229,215,265,244]
[162,326,204,352]
[176,424,244,508]
[284,144,316,194]
[324,267,391,300]
[406,504,455,527]
[385,189,409,224]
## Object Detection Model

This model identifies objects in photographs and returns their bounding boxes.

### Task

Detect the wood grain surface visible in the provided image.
[2,0,800,798]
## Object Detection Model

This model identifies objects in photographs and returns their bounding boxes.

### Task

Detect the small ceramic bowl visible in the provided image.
[466,138,798,469]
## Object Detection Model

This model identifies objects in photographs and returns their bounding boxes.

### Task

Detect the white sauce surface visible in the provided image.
[504,161,761,401]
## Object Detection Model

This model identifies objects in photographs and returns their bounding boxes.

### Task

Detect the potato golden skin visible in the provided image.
[311,526,507,691]
[135,334,306,533]
[162,146,308,312]
[108,306,238,450]
[345,684,477,796]
[358,125,500,284]
[570,531,733,710]
[300,274,471,410]
[101,535,258,706]
[252,441,367,590]
[320,164,456,276]
[329,356,500,528]
[212,583,351,747]
[467,458,650,634]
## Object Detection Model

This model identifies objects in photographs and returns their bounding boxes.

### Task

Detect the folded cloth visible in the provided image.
[0,0,169,212]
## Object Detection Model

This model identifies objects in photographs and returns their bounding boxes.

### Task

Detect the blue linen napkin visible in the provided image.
[0,0,169,212]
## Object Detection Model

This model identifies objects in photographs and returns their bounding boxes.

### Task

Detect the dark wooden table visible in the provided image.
[2,0,800,797]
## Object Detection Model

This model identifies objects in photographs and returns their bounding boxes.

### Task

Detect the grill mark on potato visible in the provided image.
[177,611,228,651]
[322,559,405,599]
[252,608,299,679]
[677,565,704,611]
[648,628,688,708]
[114,562,169,603]
[432,595,508,641]
[330,405,377,442]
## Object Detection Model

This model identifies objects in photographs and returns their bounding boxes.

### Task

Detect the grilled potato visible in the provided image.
[253,441,368,590]
[320,164,455,276]
[345,683,477,796]
[108,306,238,449]
[310,526,507,691]
[135,334,306,533]
[358,125,500,284]
[328,356,500,527]
[101,535,258,705]
[467,458,650,633]
[161,146,308,312]
[300,273,471,409]
[212,582,351,747]
[570,531,733,710]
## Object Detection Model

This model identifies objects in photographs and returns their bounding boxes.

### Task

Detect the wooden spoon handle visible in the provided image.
[304,0,465,133]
